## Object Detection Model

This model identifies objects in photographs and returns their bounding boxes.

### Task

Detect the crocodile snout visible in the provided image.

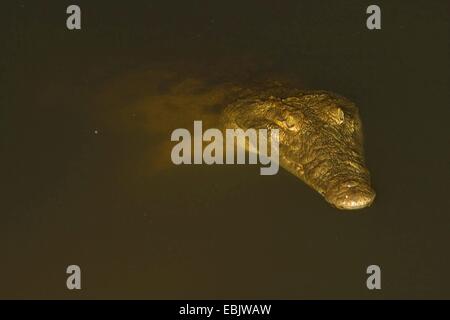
[325,180,376,210]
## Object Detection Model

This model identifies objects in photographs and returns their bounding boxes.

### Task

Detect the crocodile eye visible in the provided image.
[274,114,300,132]
[329,106,345,125]
[268,105,302,133]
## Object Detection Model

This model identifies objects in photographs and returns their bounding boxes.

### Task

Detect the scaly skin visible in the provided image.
[221,82,376,210]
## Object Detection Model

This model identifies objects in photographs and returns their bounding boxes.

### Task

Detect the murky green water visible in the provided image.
[2,1,449,298]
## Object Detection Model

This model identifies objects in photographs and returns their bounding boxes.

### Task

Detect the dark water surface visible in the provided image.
[2,1,449,298]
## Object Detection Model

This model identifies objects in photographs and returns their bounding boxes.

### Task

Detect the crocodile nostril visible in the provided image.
[334,187,376,210]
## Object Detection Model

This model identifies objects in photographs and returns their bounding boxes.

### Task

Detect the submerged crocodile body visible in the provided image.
[96,64,376,210]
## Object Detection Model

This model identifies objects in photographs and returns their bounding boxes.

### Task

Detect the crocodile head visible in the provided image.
[222,89,376,210]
